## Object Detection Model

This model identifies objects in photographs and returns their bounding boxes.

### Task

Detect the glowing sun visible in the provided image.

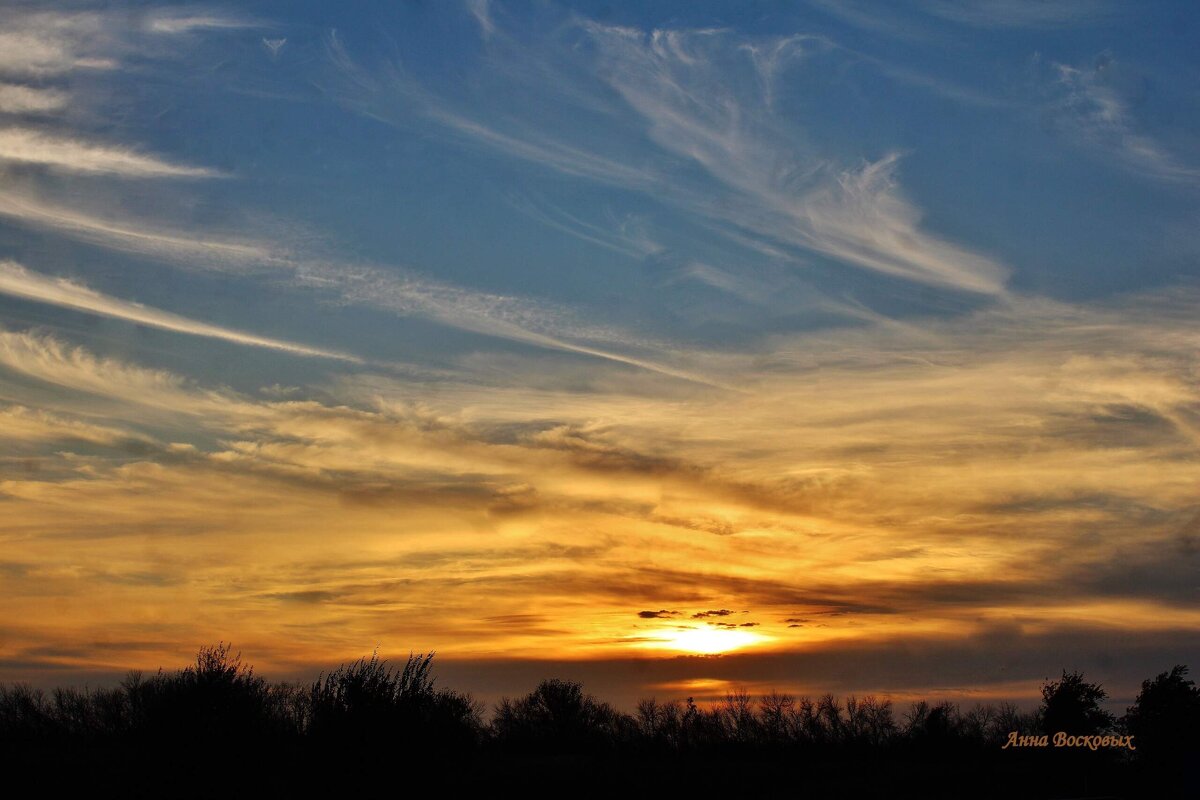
[637,626,768,655]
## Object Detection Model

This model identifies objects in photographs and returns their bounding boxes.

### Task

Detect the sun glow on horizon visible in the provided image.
[636,626,770,655]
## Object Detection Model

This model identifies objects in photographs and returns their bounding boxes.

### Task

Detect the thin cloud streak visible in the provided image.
[323,30,655,191]
[0,261,362,363]
[0,188,283,267]
[319,266,736,389]
[466,0,495,40]
[143,12,258,35]
[806,0,1117,40]
[0,128,220,178]
[919,0,1119,29]
[0,186,723,386]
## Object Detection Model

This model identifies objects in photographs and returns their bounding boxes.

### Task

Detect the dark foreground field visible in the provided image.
[3,645,1197,798]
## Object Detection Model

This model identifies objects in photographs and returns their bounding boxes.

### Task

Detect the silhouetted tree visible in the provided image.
[124,643,276,743]
[308,650,481,751]
[758,691,795,745]
[49,685,128,739]
[905,700,962,745]
[794,695,825,743]
[717,689,759,744]
[1122,664,1200,762]
[989,700,1038,745]
[492,678,633,753]
[636,697,690,750]
[847,695,896,747]
[817,693,845,743]
[0,684,54,742]
[1039,670,1115,736]
[0,646,1174,798]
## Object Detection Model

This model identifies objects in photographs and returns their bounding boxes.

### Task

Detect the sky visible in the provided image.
[1,0,1198,710]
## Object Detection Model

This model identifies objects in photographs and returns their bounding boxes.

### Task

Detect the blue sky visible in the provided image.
[1,1,1198,706]
[3,1,1199,376]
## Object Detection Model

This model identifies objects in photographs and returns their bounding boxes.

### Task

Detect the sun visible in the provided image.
[636,626,768,655]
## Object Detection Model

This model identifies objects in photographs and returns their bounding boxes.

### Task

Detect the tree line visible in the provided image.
[2,644,1196,797]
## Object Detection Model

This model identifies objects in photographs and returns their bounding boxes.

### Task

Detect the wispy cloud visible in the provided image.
[0,83,69,114]
[0,261,360,362]
[465,0,495,40]
[0,6,256,79]
[805,0,937,42]
[1,282,1197,678]
[807,0,1117,39]
[326,18,1010,294]
[143,11,257,35]
[0,11,117,76]
[0,16,713,385]
[0,403,146,446]
[796,153,1009,292]
[298,259,733,388]
[0,128,220,178]
[835,46,1014,109]
[1049,54,1199,185]
[0,186,721,386]
[323,30,654,191]
[919,0,1119,28]
[503,193,653,261]
[0,188,282,267]
[588,24,1010,293]
[0,0,1193,702]
[0,329,238,416]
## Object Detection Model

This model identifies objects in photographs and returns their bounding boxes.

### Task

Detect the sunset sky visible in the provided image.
[1,0,1198,710]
